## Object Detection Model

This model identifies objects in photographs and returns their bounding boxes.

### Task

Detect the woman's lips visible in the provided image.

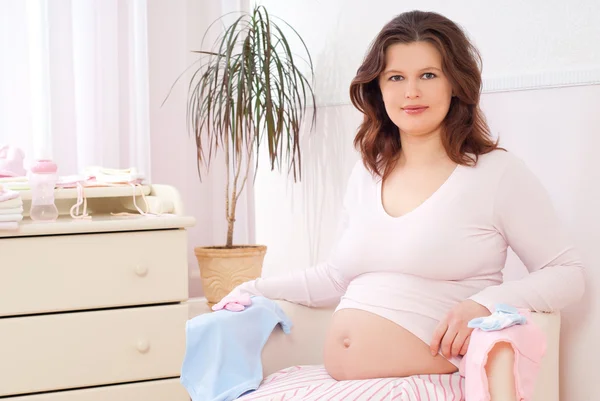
[403,106,428,115]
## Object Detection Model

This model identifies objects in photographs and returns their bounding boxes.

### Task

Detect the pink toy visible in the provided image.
[0,145,26,177]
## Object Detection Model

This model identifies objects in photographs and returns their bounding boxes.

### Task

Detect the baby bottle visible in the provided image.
[29,159,59,222]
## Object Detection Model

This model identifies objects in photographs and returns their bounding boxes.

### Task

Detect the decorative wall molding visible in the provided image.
[481,67,600,93]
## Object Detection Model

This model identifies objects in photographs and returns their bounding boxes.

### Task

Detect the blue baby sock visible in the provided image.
[468,303,527,331]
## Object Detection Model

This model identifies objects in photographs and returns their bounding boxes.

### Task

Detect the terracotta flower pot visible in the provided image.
[194,245,267,306]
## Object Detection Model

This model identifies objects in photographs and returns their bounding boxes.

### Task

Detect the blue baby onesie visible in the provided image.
[180,296,293,401]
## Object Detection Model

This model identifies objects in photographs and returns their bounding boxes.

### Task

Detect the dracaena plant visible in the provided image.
[188,5,316,248]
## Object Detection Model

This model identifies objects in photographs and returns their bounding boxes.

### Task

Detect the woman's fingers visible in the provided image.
[430,321,448,356]
[459,336,471,356]
[451,330,470,357]
[440,328,458,358]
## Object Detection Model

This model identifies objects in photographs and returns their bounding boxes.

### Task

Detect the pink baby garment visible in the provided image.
[460,309,546,401]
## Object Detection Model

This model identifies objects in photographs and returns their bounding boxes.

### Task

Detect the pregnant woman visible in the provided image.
[228,9,585,399]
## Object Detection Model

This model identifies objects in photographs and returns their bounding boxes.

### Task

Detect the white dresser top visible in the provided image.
[1,214,196,238]
[18,185,152,201]
[1,184,196,238]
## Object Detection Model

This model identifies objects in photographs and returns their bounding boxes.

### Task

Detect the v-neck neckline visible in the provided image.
[376,164,462,220]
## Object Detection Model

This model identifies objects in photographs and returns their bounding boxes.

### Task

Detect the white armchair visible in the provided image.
[188,299,560,400]
[260,301,561,401]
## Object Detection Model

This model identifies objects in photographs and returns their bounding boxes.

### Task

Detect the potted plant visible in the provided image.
[187,5,317,305]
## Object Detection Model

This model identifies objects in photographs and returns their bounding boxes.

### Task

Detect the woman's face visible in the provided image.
[378,41,453,138]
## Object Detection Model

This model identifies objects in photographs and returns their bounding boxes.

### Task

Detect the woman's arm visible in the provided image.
[469,155,585,312]
[233,257,348,308]
[232,161,364,308]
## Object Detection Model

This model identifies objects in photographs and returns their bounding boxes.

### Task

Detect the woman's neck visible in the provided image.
[397,128,451,168]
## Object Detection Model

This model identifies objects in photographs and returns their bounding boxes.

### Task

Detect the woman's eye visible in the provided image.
[389,75,403,82]
[422,72,436,79]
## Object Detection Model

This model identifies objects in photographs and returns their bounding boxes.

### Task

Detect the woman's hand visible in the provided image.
[430,300,491,358]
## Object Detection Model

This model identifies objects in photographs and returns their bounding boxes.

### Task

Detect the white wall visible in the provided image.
[147,0,254,297]
[481,86,600,401]
[252,0,600,107]
[147,0,204,297]
[252,1,600,399]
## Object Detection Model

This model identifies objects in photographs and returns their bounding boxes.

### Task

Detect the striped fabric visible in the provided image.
[237,365,464,401]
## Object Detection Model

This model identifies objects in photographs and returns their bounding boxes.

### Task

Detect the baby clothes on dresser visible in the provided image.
[0,146,154,222]
[56,167,145,188]
[0,177,30,190]
[82,166,144,186]
[0,185,23,230]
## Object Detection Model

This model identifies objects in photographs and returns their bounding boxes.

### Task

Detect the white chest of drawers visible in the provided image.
[0,184,194,400]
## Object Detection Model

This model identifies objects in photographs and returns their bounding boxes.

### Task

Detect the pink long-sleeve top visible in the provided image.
[236,149,585,357]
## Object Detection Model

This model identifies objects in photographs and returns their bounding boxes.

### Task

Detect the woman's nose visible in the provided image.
[405,80,421,99]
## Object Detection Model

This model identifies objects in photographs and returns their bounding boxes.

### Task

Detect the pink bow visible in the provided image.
[212,293,252,312]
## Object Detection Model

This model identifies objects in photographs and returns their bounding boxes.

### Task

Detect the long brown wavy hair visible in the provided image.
[350,10,500,178]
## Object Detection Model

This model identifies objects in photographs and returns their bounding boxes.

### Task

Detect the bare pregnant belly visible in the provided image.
[323,308,457,381]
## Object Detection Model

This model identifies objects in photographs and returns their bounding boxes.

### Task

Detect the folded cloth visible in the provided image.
[0,197,22,209]
[0,189,20,202]
[0,176,28,183]
[0,214,23,222]
[0,206,23,215]
[181,296,292,401]
[83,166,145,185]
[0,221,19,231]
[4,183,29,190]
[56,174,90,189]
[0,177,29,190]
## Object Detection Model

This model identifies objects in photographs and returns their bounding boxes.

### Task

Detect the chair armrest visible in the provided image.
[531,312,560,401]
[261,301,334,377]
[261,301,561,401]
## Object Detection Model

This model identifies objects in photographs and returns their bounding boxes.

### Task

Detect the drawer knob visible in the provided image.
[135,265,149,277]
[136,339,150,353]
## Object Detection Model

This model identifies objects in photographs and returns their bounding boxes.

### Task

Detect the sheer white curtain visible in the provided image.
[0,0,151,178]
